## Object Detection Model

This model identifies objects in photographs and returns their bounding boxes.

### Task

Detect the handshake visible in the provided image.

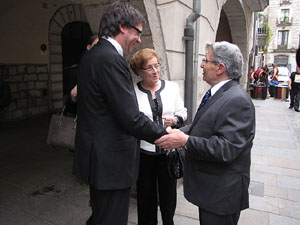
[154,127,189,150]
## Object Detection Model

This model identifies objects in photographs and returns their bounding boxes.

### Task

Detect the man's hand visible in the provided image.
[155,129,189,150]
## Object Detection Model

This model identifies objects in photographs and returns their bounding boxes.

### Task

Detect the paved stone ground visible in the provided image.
[238,98,300,225]
[0,97,300,225]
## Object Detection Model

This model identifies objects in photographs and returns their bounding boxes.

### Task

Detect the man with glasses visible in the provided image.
[73,2,166,225]
[156,41,256,225]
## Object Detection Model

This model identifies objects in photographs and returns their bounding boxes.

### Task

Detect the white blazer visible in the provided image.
[134,80,187,153]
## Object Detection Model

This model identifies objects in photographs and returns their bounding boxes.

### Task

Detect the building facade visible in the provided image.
[0,0,268,121]
[264,0,300,71]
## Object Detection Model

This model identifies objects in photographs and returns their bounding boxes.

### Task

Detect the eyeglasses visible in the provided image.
[129,24,142,37]
[201,58,219,65]
[140,63,160,72]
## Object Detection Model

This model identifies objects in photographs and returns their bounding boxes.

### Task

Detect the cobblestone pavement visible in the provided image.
[0,97,300,225]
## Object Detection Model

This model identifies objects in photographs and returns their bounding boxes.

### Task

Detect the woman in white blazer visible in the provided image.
[130,48,187,225]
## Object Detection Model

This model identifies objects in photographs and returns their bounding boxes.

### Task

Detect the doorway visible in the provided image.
[216,9,233,43]
[61,21,93,96]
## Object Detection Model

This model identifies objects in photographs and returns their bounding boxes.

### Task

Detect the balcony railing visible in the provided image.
[277,16,292,25]
[258,28,268,35]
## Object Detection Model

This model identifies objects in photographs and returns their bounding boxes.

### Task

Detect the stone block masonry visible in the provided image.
[0,64,51,121]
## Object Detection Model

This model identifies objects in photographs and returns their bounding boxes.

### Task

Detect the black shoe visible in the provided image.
[289,106,293,109]
[295,109,300,112]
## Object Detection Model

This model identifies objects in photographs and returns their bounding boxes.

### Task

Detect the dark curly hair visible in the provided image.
[99,2,146,38]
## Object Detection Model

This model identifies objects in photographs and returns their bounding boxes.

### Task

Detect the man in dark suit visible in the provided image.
[72,2,166,225]
[297,47,300,67]
[156,41,256,225]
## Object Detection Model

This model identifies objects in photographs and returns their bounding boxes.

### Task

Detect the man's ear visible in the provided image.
[119,24,126,34]
[217,63,226,75]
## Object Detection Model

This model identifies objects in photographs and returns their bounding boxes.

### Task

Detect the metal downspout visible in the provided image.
[193,16,201,119]
[184,0,201,124]
[248,12,258,88]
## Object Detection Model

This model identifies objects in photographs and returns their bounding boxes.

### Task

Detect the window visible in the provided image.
[274,55,288,67]
[280,9,290,23]
[277,30,289,46]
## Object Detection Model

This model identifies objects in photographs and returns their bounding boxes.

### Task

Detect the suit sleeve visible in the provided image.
[99,54,166,143]
[180,124,191,133]
[187,95,255,163]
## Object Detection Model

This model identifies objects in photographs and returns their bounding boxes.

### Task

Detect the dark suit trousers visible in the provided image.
[137,152,177,225]
[86,185,131,225]
[198,208,240,225]
[290,88,296,107]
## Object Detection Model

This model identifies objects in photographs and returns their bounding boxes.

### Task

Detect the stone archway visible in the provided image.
[221,0,249,87]
[48,4,89,111]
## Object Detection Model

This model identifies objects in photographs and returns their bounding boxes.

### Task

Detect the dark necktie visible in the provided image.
[197,89,211,111]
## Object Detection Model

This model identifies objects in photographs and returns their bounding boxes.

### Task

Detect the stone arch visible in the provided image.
[221,0,249,86]
[48,4,89,111]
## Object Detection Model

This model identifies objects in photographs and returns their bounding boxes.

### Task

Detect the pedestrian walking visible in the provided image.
[288,66,300,112]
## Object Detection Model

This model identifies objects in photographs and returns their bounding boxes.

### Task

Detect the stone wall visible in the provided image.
[0,64,50,121]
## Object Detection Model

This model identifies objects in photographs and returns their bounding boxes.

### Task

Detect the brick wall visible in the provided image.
[0,64,51,121]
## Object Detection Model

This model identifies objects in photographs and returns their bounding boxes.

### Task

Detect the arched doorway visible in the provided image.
[48,4,91,112]
[61,21,92,96]
[216,9,233,43]
[216,0,248,86]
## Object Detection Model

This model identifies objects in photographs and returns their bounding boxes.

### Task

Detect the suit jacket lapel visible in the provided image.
[188,80,239,133]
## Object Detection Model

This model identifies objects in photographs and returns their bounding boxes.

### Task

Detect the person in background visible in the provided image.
[73,2,167,225]
[155,41,255,225]
[253,66,268,84]
[259,65,269,84]
[269,63,279,84]
[130,48,187,225]
[65,34,99,116]
[288,66,300,111]
[86,34,99,51]
[271,63,279,82]
[297,47,300,67]
[249,66,255,83]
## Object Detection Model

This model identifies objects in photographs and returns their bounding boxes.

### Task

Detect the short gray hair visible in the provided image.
[207,41,243,80]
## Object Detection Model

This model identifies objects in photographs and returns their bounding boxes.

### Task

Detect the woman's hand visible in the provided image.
[163,116,177,127]
[70,85,77,102]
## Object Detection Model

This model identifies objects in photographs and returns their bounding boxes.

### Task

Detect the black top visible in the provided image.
[290,72,300,90]
[137,81,165,154]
